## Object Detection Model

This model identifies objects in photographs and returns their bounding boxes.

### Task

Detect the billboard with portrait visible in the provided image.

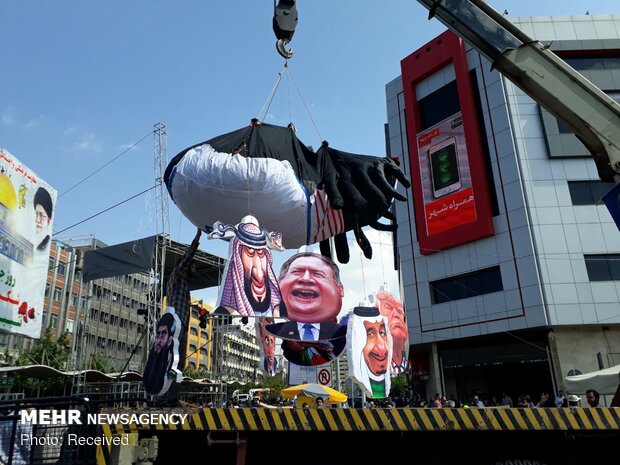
[0,149,56,338]
[143,307,183,396]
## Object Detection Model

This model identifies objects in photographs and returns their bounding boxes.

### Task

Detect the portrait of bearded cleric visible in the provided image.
[143,311,181,396]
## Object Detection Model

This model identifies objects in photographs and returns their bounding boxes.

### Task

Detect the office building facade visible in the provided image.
[386,15,620,402]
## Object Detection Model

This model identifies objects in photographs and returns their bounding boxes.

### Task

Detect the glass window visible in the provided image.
[53,287,62,301]
[66,319,74,333]
[57,262,66,275]
[565,56,620,71]
[50,314,59,329]
[585,255,620,281]
[430,266,503,304]
[417,80,460,131]
[568,181,615,205]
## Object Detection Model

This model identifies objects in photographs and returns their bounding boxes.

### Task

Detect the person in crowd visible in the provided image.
[501,392,513,407]
[518,395,535,408]
[567,394,581,407]
[431,393,442,408]
[535,393,551,408]
[555,390,566,408]
[315,397,325,408]
[473,396,484,408]
[585,389,600,408]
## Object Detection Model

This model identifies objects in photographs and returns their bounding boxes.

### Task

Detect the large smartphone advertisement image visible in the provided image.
[429,136,461,198]
[416,112,476,236]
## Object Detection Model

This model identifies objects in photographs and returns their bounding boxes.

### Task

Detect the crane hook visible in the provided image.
[273,0,297,59]
[276,39,293,59]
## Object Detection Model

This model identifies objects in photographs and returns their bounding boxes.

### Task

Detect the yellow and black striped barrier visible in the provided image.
[102,407,620,435]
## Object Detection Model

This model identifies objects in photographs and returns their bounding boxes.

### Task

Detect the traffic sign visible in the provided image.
[318,368,331,385]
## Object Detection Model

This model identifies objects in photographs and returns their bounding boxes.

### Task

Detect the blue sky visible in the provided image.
[2,0,618,307]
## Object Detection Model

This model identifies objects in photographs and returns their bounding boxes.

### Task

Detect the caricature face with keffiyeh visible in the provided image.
[240,243,271,314]
[211,216,282,317]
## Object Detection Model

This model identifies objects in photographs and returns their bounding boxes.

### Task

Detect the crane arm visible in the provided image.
[416,0,620,182]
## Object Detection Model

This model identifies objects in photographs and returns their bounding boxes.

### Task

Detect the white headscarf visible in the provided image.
[347,307,392,398]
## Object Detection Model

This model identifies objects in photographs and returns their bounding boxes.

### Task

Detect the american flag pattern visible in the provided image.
[311,190,345,245]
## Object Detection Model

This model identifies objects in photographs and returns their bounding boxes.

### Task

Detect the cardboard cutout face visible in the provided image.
[374,291,409,374]
[143,307,182,396]
[278,253,344,324]
[209,216,283,317]
[256,317,279,376]
[362,320,390,376]
[270,252,347,366]
[347,307,393,399]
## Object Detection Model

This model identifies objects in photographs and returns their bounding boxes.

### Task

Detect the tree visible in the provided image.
[183,366,210,379]
[88,352,109,372]
[389,373,409,398]
[260,376,286,403]
[14,328,71,395]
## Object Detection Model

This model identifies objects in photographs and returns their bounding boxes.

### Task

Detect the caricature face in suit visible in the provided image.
[279,253,344,324]
[257,318,277,375]
[375,291,408,372]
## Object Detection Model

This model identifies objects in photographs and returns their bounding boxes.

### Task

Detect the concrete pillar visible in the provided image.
[428,342,443,399]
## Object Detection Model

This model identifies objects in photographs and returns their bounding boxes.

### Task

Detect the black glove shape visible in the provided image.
[317,142,411,263]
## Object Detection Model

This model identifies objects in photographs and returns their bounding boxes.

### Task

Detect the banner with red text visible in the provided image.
[0,149,56,338]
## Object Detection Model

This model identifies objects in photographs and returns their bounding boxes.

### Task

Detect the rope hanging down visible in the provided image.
[257,63,322,144]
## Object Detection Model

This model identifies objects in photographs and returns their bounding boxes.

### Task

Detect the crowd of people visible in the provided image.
[214,385,620,409]
[216,371,620,409]
[409,387,620,409]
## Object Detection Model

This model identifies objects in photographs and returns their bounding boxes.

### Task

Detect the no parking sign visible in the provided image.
[317,368,331,386]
